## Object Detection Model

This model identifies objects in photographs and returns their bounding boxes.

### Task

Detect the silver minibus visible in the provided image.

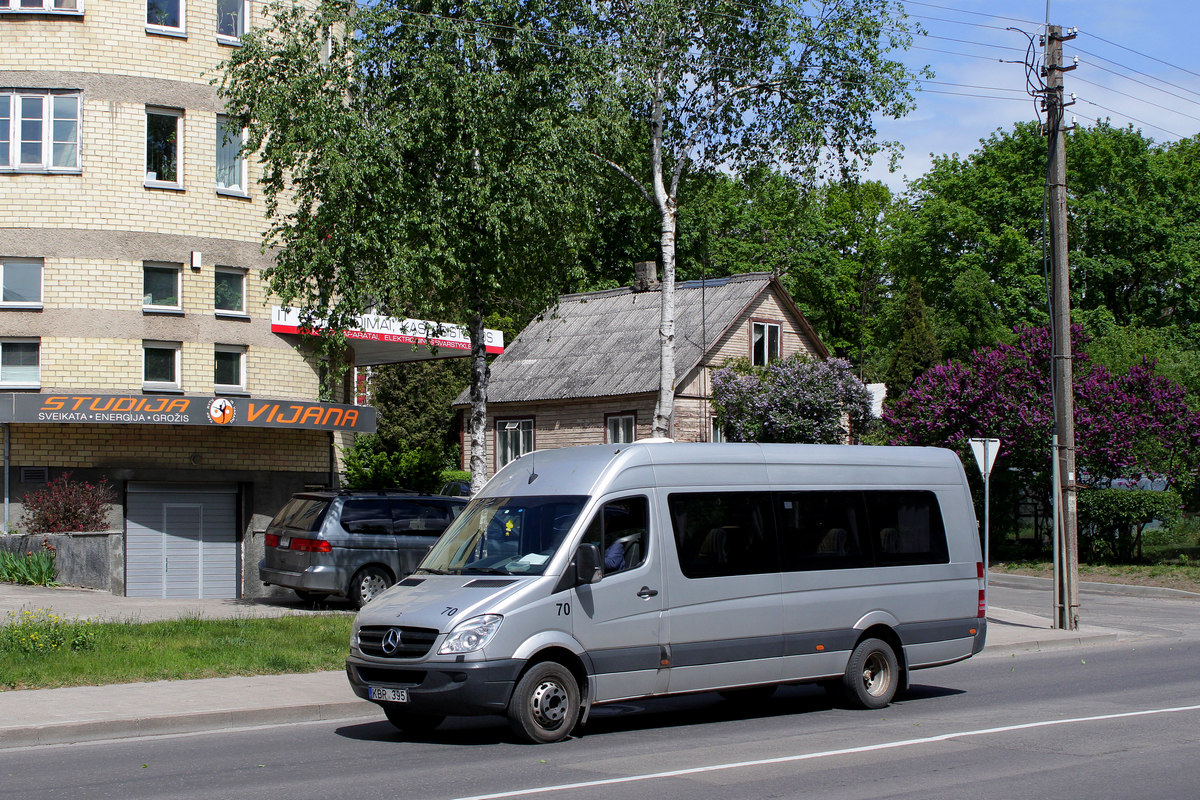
[346,442,986,743]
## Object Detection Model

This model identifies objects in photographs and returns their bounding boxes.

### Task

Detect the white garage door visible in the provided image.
[126,483,238,598]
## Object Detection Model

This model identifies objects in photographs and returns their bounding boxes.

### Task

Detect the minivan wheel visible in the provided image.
[349,566,393,608]
[843,638,900,710]
[507,662,580,744]
[383,705,445,734]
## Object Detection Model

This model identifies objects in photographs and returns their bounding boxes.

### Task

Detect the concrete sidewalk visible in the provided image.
[0,585,1125,750]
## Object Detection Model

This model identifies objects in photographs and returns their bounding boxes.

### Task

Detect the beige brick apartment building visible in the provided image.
[0,0,378,597]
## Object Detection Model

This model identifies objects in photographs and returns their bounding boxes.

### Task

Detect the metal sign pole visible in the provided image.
[968,439,1001,588]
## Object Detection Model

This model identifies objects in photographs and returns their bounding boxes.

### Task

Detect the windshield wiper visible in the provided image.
[463,566,509,575]
[416,567,450,575]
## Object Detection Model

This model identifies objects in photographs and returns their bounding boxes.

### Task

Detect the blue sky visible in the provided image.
[862,0,1200,190]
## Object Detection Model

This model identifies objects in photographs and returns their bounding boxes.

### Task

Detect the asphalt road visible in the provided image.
[3,585,1198,800]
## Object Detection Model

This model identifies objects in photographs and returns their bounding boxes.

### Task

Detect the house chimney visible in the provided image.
[633,261,659,292]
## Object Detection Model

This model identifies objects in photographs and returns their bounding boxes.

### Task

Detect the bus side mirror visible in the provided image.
[574,543,603,586]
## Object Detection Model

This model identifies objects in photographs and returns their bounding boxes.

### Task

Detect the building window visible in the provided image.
[146,0,183,33]
[216,0,246,41]
[143,340,181,390]
[0,0,82,12]
[145,107,182,188]
[214,267,245,314]
[214,345,245,392]
[0,339,39,387]
[605,412,636,444]
[1,258,42,308]
[0,91,80,172]
[143,262,181,311]
[215,115,247,194]
[710,416,725,443]
[751,321,780,366]
[497,418,533,469]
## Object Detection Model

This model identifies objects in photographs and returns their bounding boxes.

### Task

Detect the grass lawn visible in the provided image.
[0,611,354,691]
[992,560,1200,594]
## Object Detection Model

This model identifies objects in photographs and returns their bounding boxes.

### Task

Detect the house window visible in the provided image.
[751,321,780,366]
[0,0,82,12]
[214,267,245,314]
[710,417,725,443]
[146,0,183,33]
[1,258,43,307]
[215,115,246,194]
[143,262,181,311]
[216,0,247,41]
[145,107,183,187]
[605,412,636,444]
[0,91,80,172]
[214,345,246,392]
[497,418,533,469]
[0,339,39,387]
[143,340,181,390]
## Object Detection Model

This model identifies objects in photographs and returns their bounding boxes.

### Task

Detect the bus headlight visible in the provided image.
[439,614,503,654]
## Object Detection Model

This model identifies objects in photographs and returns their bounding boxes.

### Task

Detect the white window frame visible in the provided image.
[710,416,726,443]
[215,0,248,44]
[146,0,185,36]
[214,344,246,393]
[142,261,182,313]
[0,0,83,14]
[496,418,533,470]
[751,320,781,366]
[0,338,40,388]
[0,90,81,173]
[0,258,43,309]
[213,266,247,316]
[605,412,636,444]
[145,107,183,189]
[143,340,181,392]
[215,114,248,196]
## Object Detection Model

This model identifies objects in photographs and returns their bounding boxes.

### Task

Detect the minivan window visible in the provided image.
[340,498,393,534]
[669,492,779,578]
[776,491,871,571]
[392,499,454,536]
[270,497,330,532]
[420,495,588,576]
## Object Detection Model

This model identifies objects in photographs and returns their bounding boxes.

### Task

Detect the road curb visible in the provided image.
[0,700,379,750]
[988,573,1200,600]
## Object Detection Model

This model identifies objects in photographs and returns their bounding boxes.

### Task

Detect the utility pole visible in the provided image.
[1045,24,1079,631]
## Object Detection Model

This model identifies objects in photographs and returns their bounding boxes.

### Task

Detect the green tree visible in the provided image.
[882,278,941,399]
[219,0,608,492]
[592,0,924,436]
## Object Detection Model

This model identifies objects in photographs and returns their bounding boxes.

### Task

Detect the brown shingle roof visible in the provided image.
[456,273,801,405]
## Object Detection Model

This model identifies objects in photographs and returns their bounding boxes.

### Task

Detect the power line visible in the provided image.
[1072,46,1200,105]
[1072,75,1200,125]
[1078,28,1200,81]
[901,0,1040,27]
[1074,58,1200,110]
[1074,96,1189,140]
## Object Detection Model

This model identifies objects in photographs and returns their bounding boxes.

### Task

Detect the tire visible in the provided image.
[842,638,900,710]
[383,705,445,734]
[507,662,581,744]
[349,566,393,608]
[718,685,778,703]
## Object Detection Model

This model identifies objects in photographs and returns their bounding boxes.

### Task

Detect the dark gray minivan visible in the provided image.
[259,490,467,607]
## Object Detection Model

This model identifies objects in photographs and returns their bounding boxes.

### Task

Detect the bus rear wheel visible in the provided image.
[843,638,899,710]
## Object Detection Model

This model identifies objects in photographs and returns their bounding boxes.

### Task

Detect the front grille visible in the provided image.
[359,625,440,658]
[355,666,427,686]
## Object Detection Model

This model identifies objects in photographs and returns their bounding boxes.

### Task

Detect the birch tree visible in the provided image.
[593,0,923,436]
[219,0,607,492]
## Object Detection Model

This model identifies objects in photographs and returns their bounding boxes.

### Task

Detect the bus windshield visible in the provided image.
[419,495,588,576]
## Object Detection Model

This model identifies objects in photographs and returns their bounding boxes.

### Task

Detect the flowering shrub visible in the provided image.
[0,537,58,585]
[20,473,114,533]
[0,609,96,654]
[711,355,872,444]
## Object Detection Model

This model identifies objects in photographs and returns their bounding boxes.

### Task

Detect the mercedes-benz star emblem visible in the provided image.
[381,627,402,655]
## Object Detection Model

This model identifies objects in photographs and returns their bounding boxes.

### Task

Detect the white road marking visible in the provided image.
[450,703,1200,800]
